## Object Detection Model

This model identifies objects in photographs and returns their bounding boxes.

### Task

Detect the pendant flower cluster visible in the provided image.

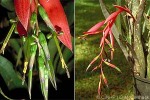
[83,5,134,95]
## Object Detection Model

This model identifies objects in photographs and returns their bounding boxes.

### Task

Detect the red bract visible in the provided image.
[39,0,72,51]
[14,0,30,31]
[104,10,121,24]
[84,20,105,34]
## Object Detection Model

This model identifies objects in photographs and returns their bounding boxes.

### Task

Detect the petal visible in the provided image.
[39,0,72,51]
[14,0,30,31]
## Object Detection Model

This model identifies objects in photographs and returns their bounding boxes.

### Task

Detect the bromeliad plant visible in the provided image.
[82,0,150,97]
[0,0,73,99]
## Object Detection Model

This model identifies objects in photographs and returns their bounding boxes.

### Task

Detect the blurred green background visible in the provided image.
[75,0,133,99]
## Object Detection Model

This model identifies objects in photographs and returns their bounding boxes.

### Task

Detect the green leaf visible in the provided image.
[0,0,14,11]
[0,56,26,90]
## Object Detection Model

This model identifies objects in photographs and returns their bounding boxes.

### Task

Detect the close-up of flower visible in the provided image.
[0,0,74,99]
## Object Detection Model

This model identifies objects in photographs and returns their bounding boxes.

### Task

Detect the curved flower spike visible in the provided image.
[84,4,134,96]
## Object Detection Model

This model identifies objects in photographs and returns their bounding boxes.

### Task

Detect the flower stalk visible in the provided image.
[0,23,16,54]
